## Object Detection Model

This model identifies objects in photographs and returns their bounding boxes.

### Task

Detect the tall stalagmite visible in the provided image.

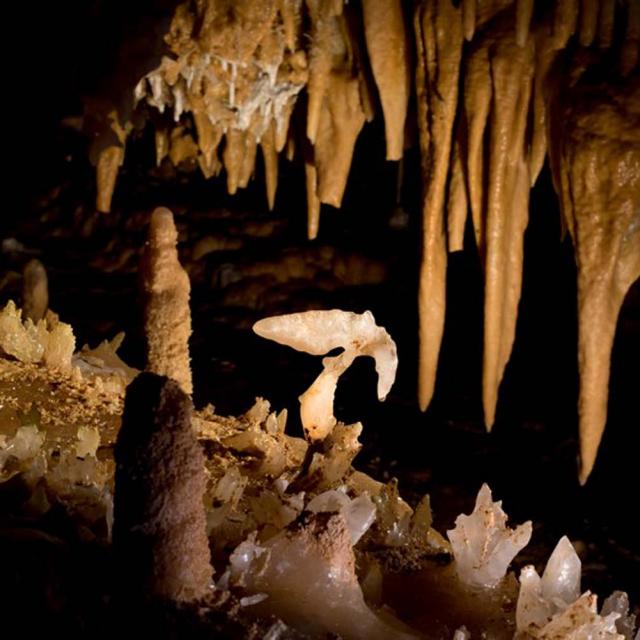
[142,207,193,395]
[113,373,213,601]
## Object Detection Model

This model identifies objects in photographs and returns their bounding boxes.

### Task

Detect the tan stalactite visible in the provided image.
[261,122,279,210]
[94,110,131,214]
[155,127,170,167]
[141,207,193,396]
[238,133,258,190]
[463,44,492,251]
[278,0,303,51]
[305,0,344,144]
[192,102,223,178]
[578,0,599,47]
[621,0,640,75]
[314,73,366,207]
[549,75,640,484]
[529,17,574,187]
[168,126,199,167]
[553,0,579,43]
[515,0,534,46]
[361,0,410,161]
[96,147,125,214]
[447,129,469,253]
[306,157,321,240]
[463,0,477,41]
[416,0,463,411]
[597,0,616,49]
[482,28,534,430]
[223,129,247,195]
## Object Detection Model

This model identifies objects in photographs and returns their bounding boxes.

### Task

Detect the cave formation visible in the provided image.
[87,0,639,483]
[1,0,640,638]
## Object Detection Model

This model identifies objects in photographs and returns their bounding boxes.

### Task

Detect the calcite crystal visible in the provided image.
[113,373,213,602]
[0,300,75,371]
[228,511,416,640]
[253,309,397,441]
[447,483,532,589]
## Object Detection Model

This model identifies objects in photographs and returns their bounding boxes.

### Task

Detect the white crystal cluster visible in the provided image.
[225,509,416,640]
[0,300,75,370]
[136,54,304,144]
[516,537,636,639]
[447,483,532,589]
[253,310,398,441]
[0,300,137,390]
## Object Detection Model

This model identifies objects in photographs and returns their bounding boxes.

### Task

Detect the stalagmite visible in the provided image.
[549,72,640,484]
[416,0,463,411]
[361,0,410,161]
[482,24,534,428]
[22,259,48,323]
[141,207,193,395]
[113,373,212,601]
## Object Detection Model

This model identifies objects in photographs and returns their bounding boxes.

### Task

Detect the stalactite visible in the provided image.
[260,121,279,210]
[462,0,477,41]
[306,159,321,241]
[141,207,193,395]
[482,19,535,429]
[515,0,534,47]
[463,44,492,251]
[578,0,599,47]
[621,0,640,75]
[548,72,640,483]
[305,0,342,145]
[82,0,640,481]
[415,0,463,411]
[446,130,468,253]
[361,0,410,161]
[314,72,366,207]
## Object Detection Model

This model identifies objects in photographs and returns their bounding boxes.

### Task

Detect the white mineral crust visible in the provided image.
[516,537,631,639]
